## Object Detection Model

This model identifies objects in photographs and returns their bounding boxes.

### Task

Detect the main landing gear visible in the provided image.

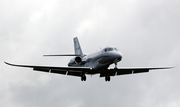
[81,74,86,81]
[105,74,110,81]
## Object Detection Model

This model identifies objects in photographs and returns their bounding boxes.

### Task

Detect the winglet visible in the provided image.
[4,61,14,66]
[4,61,22,67]
[4,61,10,65]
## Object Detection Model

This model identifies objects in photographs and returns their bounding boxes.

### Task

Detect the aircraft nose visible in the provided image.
[99,51,122,64]
[114,52,122,61]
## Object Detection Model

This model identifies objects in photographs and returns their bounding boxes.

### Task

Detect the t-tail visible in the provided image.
[43,37,83,57]
[74,37,83,56]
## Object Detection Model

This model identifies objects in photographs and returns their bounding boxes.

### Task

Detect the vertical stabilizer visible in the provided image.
[74,37,83,56]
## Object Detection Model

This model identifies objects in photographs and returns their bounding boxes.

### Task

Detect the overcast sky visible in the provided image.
[0,0,180,107]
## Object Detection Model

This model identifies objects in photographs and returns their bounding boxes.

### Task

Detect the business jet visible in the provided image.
[5,37,175,81]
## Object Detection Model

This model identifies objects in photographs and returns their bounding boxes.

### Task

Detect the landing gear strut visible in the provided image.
[114,62,118,69]
[81,74,86,81]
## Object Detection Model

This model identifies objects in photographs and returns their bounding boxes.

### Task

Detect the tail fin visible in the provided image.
[74,37,83,56]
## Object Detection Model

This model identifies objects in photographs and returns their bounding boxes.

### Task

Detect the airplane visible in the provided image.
[4,37,175,81]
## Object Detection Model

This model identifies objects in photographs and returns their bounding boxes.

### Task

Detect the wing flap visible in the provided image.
[133,69,149,74]
[33,67,49,72]
[51,69,67,75]
[33,67,68,75]
[67,71,81,77]
[116,69,133,75]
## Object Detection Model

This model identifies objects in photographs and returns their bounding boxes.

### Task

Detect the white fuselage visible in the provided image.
[68,46,122,73]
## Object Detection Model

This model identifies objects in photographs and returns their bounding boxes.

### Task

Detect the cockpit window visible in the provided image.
[105,47,117,52]
[114,48,118,51]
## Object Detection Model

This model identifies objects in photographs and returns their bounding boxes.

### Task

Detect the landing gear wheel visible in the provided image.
[81,75,86,81]
[105,75,110,82]
[81,76,83,81]
[105,77,107,81]
[83,75,86,81]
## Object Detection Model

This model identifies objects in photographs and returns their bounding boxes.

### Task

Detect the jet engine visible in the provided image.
[75,56,82,63]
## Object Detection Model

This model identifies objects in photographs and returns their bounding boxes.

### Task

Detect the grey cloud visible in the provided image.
[0,0,180,107]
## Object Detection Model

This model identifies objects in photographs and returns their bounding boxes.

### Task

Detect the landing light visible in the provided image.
[90,68,92,70]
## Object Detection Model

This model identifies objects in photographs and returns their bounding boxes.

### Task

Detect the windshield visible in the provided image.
[114,47,118,51]
[104,47,118,52]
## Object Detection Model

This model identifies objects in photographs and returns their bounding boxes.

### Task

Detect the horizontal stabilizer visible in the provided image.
[43,54,81,56]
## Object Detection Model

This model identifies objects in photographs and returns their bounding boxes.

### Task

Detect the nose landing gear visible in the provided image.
[114,62,118,69]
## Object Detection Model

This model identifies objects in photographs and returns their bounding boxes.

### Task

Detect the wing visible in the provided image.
[4,62,93,77]
[100,66,175,77]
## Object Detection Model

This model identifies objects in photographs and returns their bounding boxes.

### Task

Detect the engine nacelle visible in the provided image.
[75,56,82,63]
